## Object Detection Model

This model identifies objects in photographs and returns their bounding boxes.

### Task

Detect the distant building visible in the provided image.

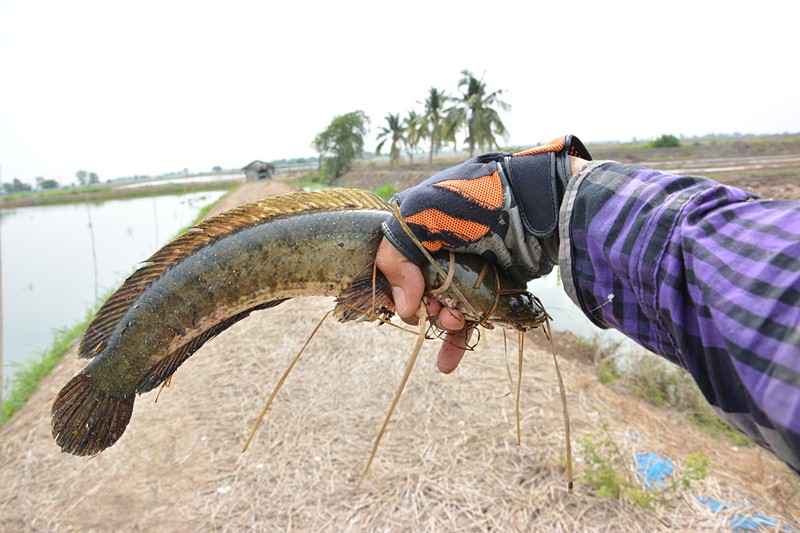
[243,160,275,181]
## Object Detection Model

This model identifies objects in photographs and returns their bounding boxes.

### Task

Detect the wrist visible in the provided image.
[570,155,589,176]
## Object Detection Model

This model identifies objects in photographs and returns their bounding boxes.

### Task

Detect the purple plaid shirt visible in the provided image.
[560,161,800,473]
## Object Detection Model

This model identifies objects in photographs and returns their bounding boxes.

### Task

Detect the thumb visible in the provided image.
[376,237,425,321]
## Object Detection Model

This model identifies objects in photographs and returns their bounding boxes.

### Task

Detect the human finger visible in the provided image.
[437,328,472,374]
[376,237,425,323]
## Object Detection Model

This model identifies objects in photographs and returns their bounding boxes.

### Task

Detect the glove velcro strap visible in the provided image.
[506,135,591,238]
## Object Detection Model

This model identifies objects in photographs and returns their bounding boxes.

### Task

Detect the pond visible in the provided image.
[527,268,646,362]
[1,191,226,395]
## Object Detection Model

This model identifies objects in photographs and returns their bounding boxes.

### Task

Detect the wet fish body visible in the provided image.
[51,189,545,456]
[86,209,389,394]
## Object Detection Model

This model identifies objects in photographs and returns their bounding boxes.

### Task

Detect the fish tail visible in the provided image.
[51,373,134,456]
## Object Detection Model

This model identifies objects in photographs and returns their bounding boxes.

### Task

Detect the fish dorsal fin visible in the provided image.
[79,188,390,359]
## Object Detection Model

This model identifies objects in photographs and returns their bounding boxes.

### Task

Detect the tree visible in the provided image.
[403,110,422,164]
[311,136,325,172]
[4,178,31,192]
[212,166,222,172]
[442,106,464,153]
[418,87,448,164]
[313,111,369,181]
[76,170,99,186]
[375,113,404,167]
[449,70,511,157]
[36,177,59,189]
[646,134,681,149]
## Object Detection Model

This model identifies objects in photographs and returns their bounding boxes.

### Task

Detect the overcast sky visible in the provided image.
[1,0,798,185]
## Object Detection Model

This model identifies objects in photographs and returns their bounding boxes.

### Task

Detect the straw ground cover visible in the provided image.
[0,178,797,531]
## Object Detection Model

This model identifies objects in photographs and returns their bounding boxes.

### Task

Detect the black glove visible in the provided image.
[381,135,592,282]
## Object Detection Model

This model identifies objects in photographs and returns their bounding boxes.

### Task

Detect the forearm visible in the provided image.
[560,161,800,472]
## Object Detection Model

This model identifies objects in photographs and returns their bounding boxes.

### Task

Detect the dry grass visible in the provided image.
[1,179,797,532]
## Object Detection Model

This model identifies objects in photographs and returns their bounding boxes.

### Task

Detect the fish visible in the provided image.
[51,188,547,457]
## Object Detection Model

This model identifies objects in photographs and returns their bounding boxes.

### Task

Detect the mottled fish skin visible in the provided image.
[85,209,389,394]
[421,254,547,332]
[51,189,546,456]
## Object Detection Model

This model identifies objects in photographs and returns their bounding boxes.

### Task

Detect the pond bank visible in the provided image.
[0,177,795,531]
[1,180,240,209]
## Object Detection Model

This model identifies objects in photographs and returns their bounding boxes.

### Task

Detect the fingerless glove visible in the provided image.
[382,135,591,282]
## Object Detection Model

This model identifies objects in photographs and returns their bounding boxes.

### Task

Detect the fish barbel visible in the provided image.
[51,188,546,456]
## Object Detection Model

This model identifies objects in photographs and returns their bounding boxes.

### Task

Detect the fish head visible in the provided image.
[423,253,548,332]
[483,289,548,331]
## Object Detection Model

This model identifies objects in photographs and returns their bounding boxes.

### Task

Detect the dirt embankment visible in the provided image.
[0,176,798,532]
[1,180,240,209]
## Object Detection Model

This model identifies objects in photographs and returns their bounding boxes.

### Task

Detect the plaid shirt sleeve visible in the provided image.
[559,161,800,473]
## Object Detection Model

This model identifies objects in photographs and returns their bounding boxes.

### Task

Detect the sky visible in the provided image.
[1,0,798,186]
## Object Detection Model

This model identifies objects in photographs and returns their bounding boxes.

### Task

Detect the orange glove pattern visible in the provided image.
[382,135,591,281]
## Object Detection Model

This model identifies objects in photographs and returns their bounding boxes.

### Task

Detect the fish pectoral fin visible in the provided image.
[136,298,290,394]
[334,265,394,323]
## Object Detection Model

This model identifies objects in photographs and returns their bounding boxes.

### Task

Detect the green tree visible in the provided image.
[375,113,404,167]
[5,178,32,192]
[403,110,422,164]
[313,110,369,181]
[76,170,99,186]
[36,177,59,189]
[646,134,681,149]
[418,87,448,164]
[311,136,325,172]
[449,70,511,157]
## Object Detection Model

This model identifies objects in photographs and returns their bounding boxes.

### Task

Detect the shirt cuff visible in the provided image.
[558,160,612,322]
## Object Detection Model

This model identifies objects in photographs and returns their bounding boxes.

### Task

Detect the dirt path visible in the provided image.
[0,178,797,532]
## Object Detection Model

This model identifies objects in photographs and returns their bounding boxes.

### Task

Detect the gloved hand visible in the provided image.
[381,135,592,283]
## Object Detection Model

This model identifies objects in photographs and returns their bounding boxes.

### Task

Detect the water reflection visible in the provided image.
[1,191,226,393]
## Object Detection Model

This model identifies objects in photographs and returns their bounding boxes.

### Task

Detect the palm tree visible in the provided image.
[375,113,404,167]
[442,106,464,153]
[449,70,511,157]
[403,110,422,164]
[418,87,448,165]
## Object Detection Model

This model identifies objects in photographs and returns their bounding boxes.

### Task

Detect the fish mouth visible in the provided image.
[489,291,548,331]
[493,316,547,332]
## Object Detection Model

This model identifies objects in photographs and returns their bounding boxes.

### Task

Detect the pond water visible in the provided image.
[527,268,645,361]
[118,172,244,189]
[1,191,226,394]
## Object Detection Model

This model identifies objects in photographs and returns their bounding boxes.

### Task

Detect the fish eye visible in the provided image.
[521,293,535,309]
